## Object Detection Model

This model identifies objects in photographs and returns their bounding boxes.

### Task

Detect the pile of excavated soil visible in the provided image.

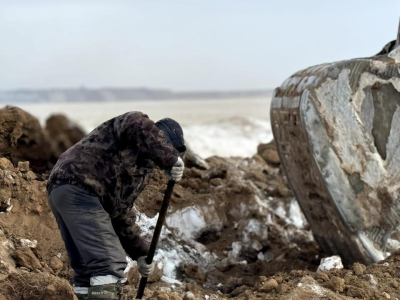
[0,158,73,299]
[45,114,86,161]
[144,250,400,300]
[0,106,85,173]
[133,145,321,294]
[1,107,400,300]
[0,106,54,173]
[0,136,320,299]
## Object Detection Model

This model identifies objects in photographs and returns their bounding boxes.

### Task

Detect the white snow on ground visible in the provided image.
[387,238,400,253]
[134,208,159,239]
[242,219,269,243]
[125,210,185,281]
[165,204,223,241]
[317,255,344,271]
[165,207,207,240]
[124,212,186,282]
[19,239,37,248]
[155,249,181,280]
[129,208,215,283]
[288,199,306,229]
[272,198,307,229]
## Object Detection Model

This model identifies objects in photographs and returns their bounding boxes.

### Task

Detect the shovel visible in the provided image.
[136,180,175,299]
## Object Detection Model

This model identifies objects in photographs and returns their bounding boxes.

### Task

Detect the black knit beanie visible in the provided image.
[155,118,186,153]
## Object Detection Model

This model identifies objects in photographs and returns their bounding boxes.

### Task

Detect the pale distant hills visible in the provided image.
[0,87,273,103]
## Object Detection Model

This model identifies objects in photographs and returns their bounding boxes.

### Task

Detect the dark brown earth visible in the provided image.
[0,107,400,300]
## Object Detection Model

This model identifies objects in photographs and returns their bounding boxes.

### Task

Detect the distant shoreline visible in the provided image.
[0,87,273,103]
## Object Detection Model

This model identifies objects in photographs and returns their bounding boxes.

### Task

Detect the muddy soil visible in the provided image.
[1,107,400,300]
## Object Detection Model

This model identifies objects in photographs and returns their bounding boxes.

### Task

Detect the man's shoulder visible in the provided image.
[113,112,154,132]
[119,111,150,120]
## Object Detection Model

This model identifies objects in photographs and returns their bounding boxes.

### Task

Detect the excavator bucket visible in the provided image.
[271,27,400,265]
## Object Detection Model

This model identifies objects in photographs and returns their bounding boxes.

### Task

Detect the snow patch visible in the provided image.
[386,238,400,253]
[134,208,159,240]
[166,205,223,240]
[19,239,37,248]
[133,207,214,283]
[166,207,207,240]
[228,242,243,261]
[272,199,306,229]
[317,255,343,271]
[155,249,181,280]
[243,219,268,243]
[288,199,306,229]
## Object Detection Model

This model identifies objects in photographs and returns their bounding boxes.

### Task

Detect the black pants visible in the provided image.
[48,184,127,287]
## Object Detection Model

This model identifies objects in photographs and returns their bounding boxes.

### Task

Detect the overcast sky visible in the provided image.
[1,1,399,91]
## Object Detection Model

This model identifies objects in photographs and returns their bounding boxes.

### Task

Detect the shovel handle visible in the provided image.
[136,180,175,299]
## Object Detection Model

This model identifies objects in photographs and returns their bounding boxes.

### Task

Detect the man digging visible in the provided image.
[47,112,186,300]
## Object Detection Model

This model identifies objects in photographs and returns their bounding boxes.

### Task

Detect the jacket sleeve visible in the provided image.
[114,112,179,170]
[112,210,149,261]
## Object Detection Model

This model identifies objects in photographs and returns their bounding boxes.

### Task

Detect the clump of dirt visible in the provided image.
[257,140,280,166]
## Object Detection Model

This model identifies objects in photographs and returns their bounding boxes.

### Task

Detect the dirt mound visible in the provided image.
[45,114,85,160]
[2,107,400,299]
[134,153,320,293]
[0,141,320,299]
[0,106,85,173]
[0,158,73,299]
[0,106,53,173]
[1,149,400,300]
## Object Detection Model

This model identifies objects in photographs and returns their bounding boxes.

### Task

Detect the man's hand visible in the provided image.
[137,256,155,278]
[165,157,184,181]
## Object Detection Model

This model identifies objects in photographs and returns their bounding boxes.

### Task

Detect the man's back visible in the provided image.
[48,111,179,217]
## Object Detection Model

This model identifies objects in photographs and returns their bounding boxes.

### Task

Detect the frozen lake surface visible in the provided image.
[17,96,273,158]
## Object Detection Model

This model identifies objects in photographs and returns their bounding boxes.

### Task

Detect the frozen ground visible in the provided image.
[17,96,273,158]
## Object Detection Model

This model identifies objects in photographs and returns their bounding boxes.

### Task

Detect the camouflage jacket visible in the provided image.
[47,112,179,259]
[47,111,179,218]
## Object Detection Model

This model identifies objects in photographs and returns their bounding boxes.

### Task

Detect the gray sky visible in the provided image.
[1,0,399,91]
